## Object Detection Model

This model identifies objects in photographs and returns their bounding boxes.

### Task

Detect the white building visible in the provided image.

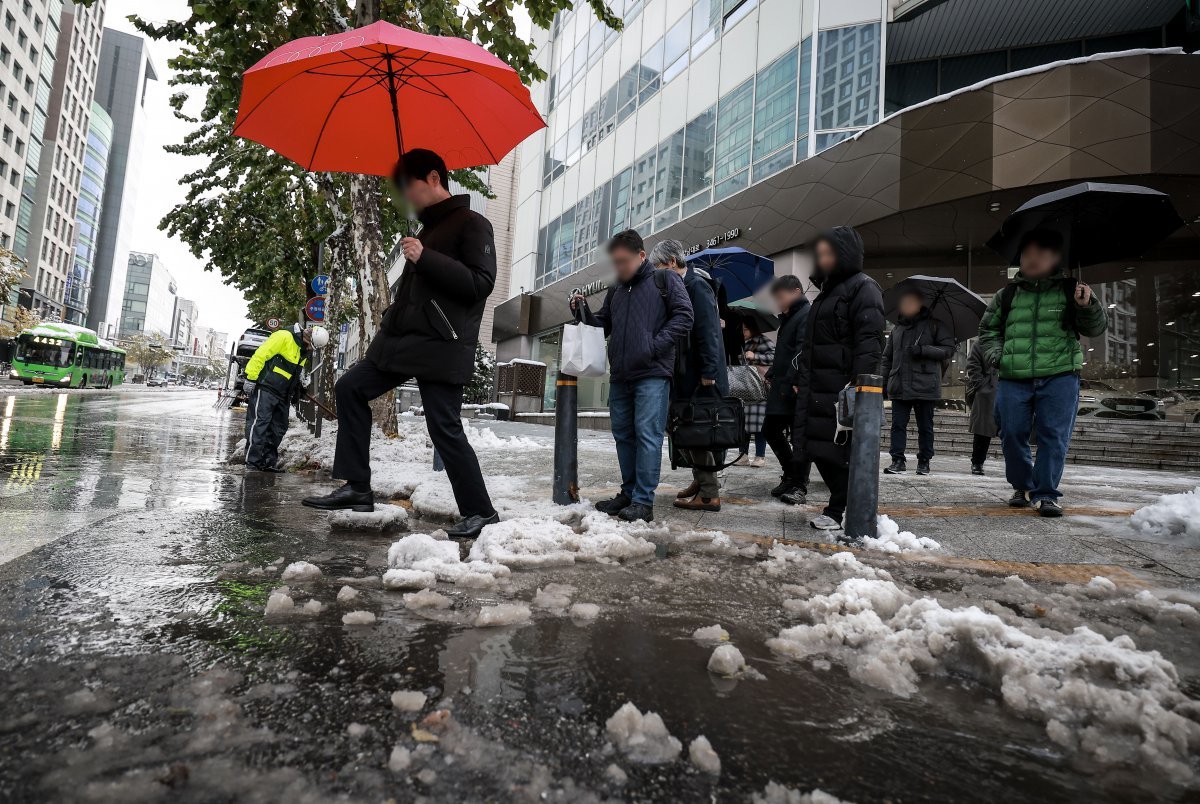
[171,296,198,351]
[119,250,175,339]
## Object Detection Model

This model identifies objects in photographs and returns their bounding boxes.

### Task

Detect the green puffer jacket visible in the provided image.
[977,271,1107,380]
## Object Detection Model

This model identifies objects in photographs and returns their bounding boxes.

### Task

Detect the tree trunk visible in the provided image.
[347,171,397,435]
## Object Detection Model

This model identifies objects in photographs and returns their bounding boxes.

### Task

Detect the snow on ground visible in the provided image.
[280,561,322,581]
[752,783,848,804]
[605,702,682,764]
[1130,486,1200,544]
[767,576,1200,781]
[387,532,510,589]
[329,503,408,530]
[707,644,747,676]
[466,514,658,568]
[688,736,721,774]
[862,515,941,554]
[474,602,531,627]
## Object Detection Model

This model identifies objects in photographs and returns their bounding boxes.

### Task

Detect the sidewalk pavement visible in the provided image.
[477,420,1200,587]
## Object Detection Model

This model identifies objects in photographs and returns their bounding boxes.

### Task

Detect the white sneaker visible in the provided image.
[749,456,766,468]
[732,454,750,467]
[809,515,842,531]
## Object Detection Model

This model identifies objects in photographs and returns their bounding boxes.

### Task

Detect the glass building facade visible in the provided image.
[64,102,111,325]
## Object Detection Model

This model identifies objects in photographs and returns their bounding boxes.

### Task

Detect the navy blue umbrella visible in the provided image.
[686,247,774,302]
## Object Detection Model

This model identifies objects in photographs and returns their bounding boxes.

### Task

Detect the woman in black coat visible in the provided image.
[783,227,886,532]
[965,339,999,475]
[763,275,811,499]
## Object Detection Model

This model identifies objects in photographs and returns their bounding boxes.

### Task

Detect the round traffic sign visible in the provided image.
[311,274,330,295]
[305,296,326,322]
[266,317,282,330]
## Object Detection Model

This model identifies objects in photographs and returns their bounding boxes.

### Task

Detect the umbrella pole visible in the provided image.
[383,52,413,239]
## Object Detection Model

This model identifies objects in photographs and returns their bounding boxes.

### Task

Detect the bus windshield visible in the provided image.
[17,339,75,368]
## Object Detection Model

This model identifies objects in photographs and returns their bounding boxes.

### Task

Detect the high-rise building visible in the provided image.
[63,100,111,324]
[171,296,198,351]
[119,250,174,339]
[495,0,1200,406]
[86,27,156,340]
[16,0,107,321]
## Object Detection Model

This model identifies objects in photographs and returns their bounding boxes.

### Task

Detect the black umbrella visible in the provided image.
[986,182,1185,270]
[727,299,781,334]
[884,276,986,341]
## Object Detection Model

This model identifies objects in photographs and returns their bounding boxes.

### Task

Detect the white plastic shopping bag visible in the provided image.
[561,322,607,377]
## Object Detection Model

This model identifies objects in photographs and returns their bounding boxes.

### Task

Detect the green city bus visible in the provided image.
[9,323,127,388]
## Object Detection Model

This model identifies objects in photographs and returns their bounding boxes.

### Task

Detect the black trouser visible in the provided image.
[971,434,992,466]
[889,399,936,462]
[333,360,495,518]
[763,413,811,491]
[812,457,850,522]
[245,388,290,470]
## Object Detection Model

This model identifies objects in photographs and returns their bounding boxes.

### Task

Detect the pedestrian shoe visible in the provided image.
[770,477,794,498]
[446,512,501,541]
[673,495,721,512]
[884,459,907,474]
[916,460,931,476]
[779,487,808,506]
[809,515,843,531]
[1034,499,1064,518]
[617,503,654,522]
[971,464,985,476]
[595,493,632,515]
[1008,489,1032,508]
[749,456,767,468]
[732,453,751,467]
[302,483,375,512]
[676,481,701,499]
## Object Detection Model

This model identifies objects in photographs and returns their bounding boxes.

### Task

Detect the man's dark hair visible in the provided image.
[770,274,804,294]
[1019,227,1064,254]
[607,229,644,255]
[394,148,449,190]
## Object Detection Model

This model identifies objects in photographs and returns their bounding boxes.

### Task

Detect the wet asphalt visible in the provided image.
[0,387,1196,803]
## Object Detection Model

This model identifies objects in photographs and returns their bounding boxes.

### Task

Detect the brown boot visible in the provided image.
[673,495,721,512]
[676,481,701,499]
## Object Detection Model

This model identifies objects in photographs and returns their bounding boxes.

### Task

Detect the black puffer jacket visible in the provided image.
[791,227,885,466]
[880,308,955,401]
[765,296,810,416]
[367,195,496,384]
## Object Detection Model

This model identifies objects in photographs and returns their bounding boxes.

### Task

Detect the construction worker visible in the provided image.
[243,324,329,472]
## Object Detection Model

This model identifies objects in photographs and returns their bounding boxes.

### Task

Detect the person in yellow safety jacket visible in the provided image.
[243,324,329,472]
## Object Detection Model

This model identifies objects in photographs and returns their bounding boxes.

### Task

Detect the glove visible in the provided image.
[907,344,925,358]
[244,380,257,396]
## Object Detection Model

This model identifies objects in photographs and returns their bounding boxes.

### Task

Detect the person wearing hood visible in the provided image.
[649,239,727,513]
[880,289,955,475]
[302,149,499,538]
[571,229,694,522]
[763,274,812,500]
[964,339,999,475]
[977,228,1107,517]
[782,227,885,533]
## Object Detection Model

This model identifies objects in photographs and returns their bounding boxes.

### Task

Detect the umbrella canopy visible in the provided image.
[686,247,774,302]
[884,276,985,342]
[727,299,780,334]
[234,21,545,175]
[985,182,1184,269]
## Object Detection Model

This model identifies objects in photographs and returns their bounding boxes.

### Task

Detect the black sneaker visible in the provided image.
[916,460,931,476]
[1034,499,1063,518]
[595,493,631,515]
[770,477,793,498]
[1008,489,1031,508]
[617,502,654,522]
[780,487,807,506]
[884,459,907,474]
[971,464,985,476]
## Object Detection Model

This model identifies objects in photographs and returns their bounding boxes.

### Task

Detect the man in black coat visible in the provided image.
[303,149,499,540]
[880,289,956,476]
[782,227,885,532]
[764,275,812,500]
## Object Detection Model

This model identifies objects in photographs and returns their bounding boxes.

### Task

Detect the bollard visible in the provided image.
[552,372,579,504]
[844,373,884,542]
[432,447,444,472]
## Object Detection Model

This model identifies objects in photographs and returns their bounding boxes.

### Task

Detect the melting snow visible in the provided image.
[569,602,601,620]
[264,587,295,615]
[391,690,427,712]
[382,569,436,591]
[342,610,377,626]
[688,735,721,774]
[752,783,848,804]
[404,589,452,610]
[605,702,682,764]
[388,745,412,771]
[280,561,322,581]
[388,532,510,587]
[862,515,941,553]
[1130,486,1200,544]
[466,514,657,568]
[707,644,747,676]
[336,585,359,603]
[692,624,730,642]
[474,603,531,627]
[329,503,408,530]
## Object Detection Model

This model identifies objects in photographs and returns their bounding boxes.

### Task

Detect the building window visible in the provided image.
[815,23,881,149]
[654,127,685,219]
[713,78,753,201]
[629,148,657,232]
[752,46,799,182]
[682,107,716,217]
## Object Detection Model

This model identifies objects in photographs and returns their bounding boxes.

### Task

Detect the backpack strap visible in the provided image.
[996,282,1019,334]
[652,268,669,298]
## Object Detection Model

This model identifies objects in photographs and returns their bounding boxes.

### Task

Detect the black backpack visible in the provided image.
[996,277,1081,339]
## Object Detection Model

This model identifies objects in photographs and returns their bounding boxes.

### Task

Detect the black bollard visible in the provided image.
[552,372,579,504]
[844,373,884,541]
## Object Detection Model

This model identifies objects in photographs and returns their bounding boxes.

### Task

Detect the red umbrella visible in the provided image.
[233,20,545,175]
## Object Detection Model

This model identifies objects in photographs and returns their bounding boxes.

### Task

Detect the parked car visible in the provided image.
[146,376,167,388]
[1077,379,1160,420]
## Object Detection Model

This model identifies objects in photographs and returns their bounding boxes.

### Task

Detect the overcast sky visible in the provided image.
[103,1,535,342]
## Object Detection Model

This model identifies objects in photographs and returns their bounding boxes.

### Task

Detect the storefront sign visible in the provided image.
[684,227,742,256]
[571,279,610,298]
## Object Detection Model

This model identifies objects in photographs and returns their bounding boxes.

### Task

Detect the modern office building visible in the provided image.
[119,250,175,339]
[16,0,107,321]
[86,27,156,340]
[495,0,1200,410]
[63,100,111,324]
[171,296,198,351]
